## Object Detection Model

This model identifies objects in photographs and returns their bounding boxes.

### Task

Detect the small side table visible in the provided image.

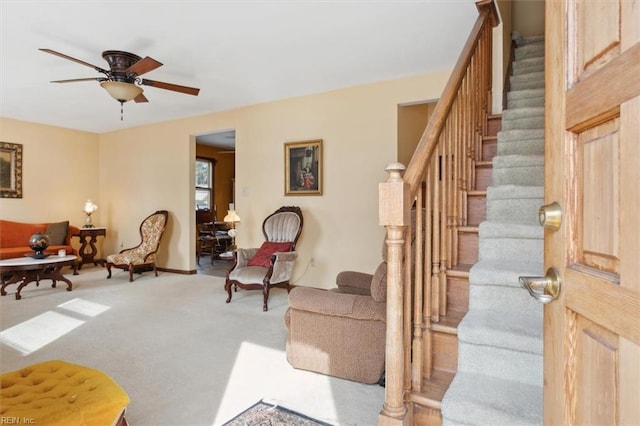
[74,227,107,269]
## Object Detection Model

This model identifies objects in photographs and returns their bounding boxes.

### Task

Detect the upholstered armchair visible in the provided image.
[225,206,303,311]
[284,209,421,384]
[106,210,168,282]
[284,260,387,384]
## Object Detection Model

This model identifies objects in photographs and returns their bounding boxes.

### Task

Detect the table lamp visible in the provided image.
[223,210,241,250]
[83,199,98,228]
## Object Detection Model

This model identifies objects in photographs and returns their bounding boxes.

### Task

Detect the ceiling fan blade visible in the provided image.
[40,48,109,75]
[126,56,163,76]
[140,78,200,96]
[134,93,149,103]
[50,77,105,83]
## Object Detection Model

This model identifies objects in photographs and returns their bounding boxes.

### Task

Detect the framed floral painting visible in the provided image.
[284,139,322,196]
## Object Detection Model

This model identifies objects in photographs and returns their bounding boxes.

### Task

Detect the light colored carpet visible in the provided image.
[0,266,383,426]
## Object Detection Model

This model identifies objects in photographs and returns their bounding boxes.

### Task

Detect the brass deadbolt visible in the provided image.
[539,202,562,231]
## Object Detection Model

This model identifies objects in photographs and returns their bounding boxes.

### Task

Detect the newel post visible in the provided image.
[379,162,410,426]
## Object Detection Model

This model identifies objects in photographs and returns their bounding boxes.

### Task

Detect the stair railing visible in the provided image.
[378,1,499,424]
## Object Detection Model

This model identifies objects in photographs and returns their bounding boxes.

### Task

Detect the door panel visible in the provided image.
[545,0,640,425]
[574,315,617,426]
[579,119,619,272]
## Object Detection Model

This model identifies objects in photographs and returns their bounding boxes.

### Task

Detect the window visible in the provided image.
[195,157,214,210]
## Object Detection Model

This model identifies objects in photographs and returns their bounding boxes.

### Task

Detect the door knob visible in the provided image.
[539,202,562,230]
[519,267,562,304]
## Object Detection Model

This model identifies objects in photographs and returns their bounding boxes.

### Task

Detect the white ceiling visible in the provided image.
[0,1,479,138]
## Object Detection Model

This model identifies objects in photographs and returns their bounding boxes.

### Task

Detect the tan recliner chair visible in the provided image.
[284,259,387,384]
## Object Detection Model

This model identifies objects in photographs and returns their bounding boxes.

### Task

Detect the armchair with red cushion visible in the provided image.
[225,206,303,311]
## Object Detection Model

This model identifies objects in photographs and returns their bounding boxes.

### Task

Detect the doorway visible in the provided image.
[194,129,236,275]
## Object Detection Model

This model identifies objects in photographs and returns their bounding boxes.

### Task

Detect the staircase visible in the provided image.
[440,35,545,425]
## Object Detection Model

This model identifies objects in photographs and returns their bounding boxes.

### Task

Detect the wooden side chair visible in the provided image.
[225,206,303,311]
[106,210,168,282]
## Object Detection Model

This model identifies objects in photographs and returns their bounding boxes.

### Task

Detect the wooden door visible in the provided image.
[545,0,640,425]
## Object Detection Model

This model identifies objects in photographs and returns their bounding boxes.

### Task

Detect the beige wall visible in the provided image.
[97,121,195,270]
[512,0,544,39]
[397,102,436,166]
[97,70,450,287]
[0,117,99,253]
[1,69,450,288]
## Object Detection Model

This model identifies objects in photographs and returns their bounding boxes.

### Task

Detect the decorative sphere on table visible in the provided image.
[28,232,50,258]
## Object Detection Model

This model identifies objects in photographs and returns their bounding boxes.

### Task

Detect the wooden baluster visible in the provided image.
[404,223,412,393]
[437,126,447,334]
[453,98,461,264]
[431,152,441,323]
[446,105,455,270]
[441,117,453,316]
[423,172,433,380]
[411,187,425,389]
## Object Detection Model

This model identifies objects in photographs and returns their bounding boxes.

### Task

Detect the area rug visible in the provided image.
[223,400,332,425]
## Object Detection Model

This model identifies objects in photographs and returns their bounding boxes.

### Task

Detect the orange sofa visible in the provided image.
[0,220,80,260]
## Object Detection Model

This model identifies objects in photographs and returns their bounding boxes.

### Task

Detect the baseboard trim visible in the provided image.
[157,267,196,275]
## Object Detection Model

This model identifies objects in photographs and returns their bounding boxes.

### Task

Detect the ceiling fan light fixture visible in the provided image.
[100,81,142,102]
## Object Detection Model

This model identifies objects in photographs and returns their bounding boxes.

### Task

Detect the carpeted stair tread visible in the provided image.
[513,57,545,74]
[501,117,545,131]
[493,154,543,169]
[469,258,544,287]
[456,341,542,386]
[442,373,542,426]
[486,185,543,224]
[508,88,545,101]
[458,309,543,355]
[479,221,543,239]
[502,117,544,130]
[507,95,545,110]
[492,155,544,187]
[500,108,545,130]
[497,129,545,154]
[515,34,545,46]
[497,138,544,156]
[514,42,545,61]
[502,107,544,121]
[478,222,543,264]
[469,285,541,313]
[487,184,543,200]
[498,128,544,142]
[510,71,545,91]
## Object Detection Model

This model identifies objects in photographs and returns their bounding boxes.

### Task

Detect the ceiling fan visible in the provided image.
[40,48,200,118]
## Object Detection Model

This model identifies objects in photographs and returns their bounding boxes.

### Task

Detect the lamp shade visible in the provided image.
[224,210,241,223]
[100,81,143,102]
[83,199,98,214]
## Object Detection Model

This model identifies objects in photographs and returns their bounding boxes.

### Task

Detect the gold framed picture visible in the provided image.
[0,142,23,198]
[284,139,322,196]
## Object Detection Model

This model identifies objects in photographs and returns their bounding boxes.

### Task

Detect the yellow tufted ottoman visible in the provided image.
[0,360,130,426]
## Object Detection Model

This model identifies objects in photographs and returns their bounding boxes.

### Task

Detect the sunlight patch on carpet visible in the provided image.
[214,341,338,425]
[58,298,110,317]
[0,311,84,355]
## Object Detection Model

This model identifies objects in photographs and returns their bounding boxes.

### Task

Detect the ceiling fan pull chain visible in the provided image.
[120,101,124,121]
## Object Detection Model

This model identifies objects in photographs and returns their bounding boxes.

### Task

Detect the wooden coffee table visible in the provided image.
[0,255,77,300]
